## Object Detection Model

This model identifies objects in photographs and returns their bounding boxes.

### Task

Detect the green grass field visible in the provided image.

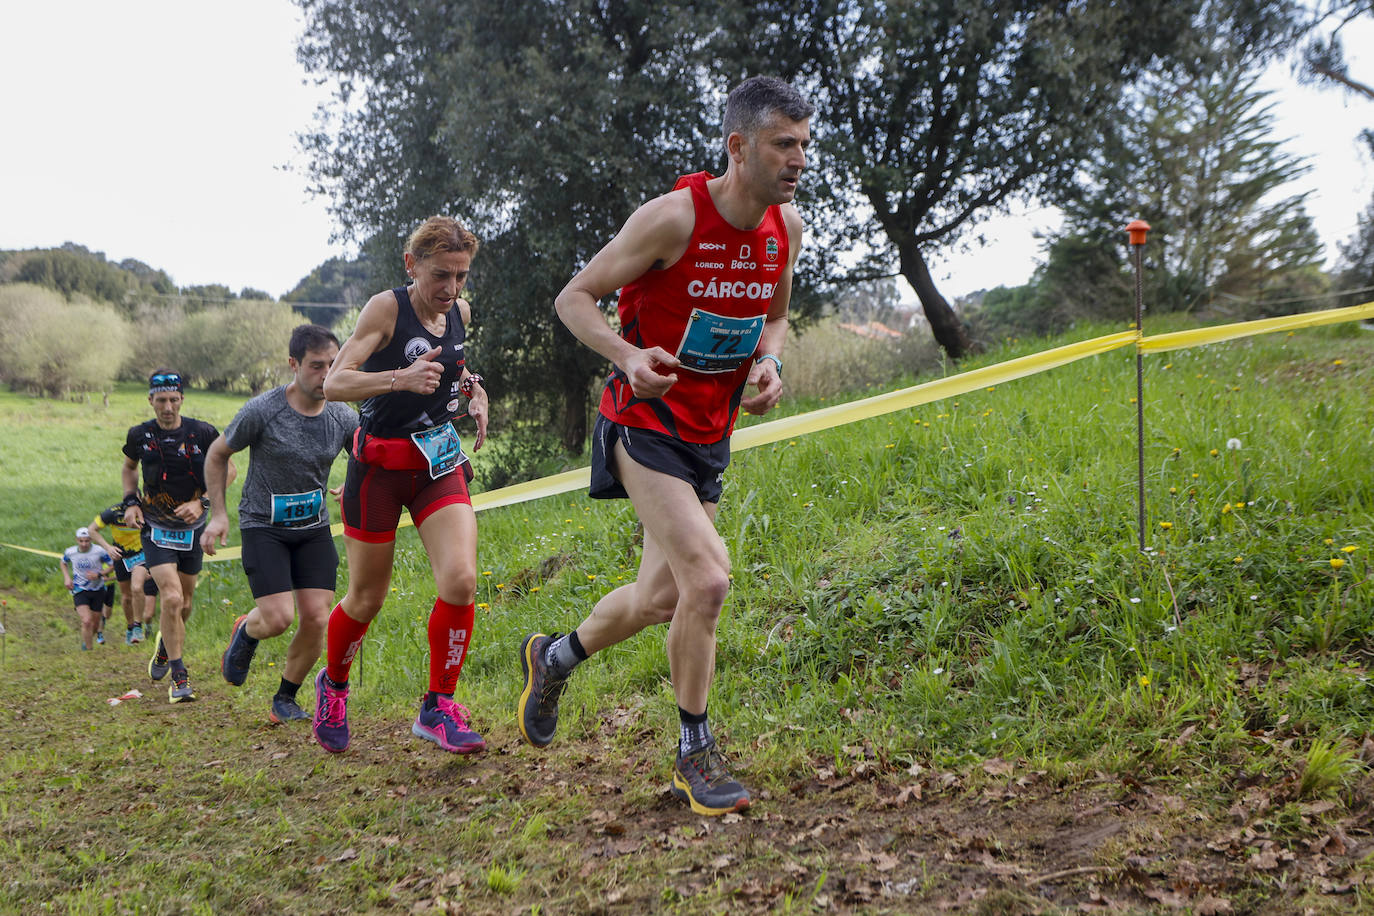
[1,319,1371,913]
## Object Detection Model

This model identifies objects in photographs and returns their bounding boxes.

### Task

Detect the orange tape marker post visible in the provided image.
[1126,219,1151,552]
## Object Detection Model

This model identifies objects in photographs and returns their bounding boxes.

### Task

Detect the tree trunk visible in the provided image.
[559,385,589,453]
[900,245,973,359]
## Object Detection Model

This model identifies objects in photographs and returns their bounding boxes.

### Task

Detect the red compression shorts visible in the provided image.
[341,434,471,543]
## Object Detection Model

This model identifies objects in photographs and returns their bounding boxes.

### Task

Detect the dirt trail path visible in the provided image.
[0,587,1367,914]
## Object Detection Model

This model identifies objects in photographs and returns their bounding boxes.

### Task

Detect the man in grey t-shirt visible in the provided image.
[202,324,360,724]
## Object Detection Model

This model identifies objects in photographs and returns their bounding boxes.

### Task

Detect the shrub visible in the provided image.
[0,284,130,397]
[783,316,940,400]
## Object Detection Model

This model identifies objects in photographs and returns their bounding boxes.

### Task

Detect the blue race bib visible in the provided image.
[270,489,325,527]
[409,422,468,480]
[674,308,766,374]
[149,525,193,551]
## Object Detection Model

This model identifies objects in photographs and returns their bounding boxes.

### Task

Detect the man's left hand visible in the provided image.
[741,360,783,416]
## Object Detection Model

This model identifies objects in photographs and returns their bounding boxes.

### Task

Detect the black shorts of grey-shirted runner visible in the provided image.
[240,526,339,598]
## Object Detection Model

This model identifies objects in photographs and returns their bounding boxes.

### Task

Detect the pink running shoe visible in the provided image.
[412,695,485,754]
[312,669,350,753]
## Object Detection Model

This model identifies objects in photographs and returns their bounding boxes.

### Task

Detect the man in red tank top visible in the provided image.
[518,76,812,816]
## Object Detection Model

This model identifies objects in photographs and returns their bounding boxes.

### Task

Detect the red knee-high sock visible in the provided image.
[427,598,475,695]
[326,603,371,685]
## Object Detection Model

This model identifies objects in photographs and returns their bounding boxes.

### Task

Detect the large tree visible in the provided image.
[1047,62,1325,317]
[712,0,1300,356]
[297,0,731,458]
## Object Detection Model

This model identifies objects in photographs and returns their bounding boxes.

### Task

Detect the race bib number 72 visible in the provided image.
[674,309,765,374]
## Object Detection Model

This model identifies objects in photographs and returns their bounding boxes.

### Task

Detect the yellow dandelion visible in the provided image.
[1342,545,1358,554]
[885,443,895,449]
[1159,522,1173,530]
[1129,397,1138,404]
[1332,359,1344,366]
[985,386,996,392]
[1233,502,1245,509]
[496,583,505,590]
[1221,504,1232,515]
[1331,558,1345,570]
[586,574,597,581]
[1138,675,1150,688]
[1191,473,1199,479]
[1210,449,1219,457]
[483,570,492,576]
[1233,556,1243,564]
[1164,363,1173,370]
[1324,538,1334,545]
[477,602,490,610]
[1169,487,1178,495]
[531,586,541,592]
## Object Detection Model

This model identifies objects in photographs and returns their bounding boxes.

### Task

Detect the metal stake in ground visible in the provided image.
[1126,219,1150,552]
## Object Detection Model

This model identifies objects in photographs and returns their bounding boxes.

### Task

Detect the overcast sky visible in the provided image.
[1,2,1371,300]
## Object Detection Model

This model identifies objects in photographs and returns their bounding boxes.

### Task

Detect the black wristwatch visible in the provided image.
[200,496,211,509]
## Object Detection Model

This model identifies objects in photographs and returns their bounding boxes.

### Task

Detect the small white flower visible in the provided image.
[932,667,944,675]
[1130,597,1142,604]
[1226,438,1242,450]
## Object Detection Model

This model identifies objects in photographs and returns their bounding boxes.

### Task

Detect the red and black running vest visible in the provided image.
[359,286,468,438]
[598,171,788,444]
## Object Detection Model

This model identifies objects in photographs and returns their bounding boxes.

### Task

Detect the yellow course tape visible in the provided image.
[1139,301,1374,353]
[0,542,62,560]
[3,303,1369,564]
[733,330,1138,450]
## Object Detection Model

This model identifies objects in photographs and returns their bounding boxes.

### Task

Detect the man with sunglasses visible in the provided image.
[121,370,234,703]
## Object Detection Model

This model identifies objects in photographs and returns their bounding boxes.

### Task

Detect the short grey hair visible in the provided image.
[722,76,814,150]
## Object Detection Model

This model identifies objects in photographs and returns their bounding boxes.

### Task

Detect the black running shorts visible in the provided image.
[141,524,205,576]
[589,414,730,504]
[240,525,339,598]
[72,589,105,612]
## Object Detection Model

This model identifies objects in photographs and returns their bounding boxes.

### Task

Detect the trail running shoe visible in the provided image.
[220,614,257,686]
[269,694,311,724]
[148,637,169,681]
[95,631,105,646]
[168,671,196,703]
[671,741,751,816]
[131,623,144,644]
[412,695,486,754]
[312,669,350,753]
[517,632,569,748]
[125,628,134,646]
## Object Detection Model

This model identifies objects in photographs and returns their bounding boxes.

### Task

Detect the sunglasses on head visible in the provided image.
[150,373,182,387]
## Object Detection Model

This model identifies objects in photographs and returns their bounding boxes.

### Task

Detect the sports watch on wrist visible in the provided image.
[755,353,783,377]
